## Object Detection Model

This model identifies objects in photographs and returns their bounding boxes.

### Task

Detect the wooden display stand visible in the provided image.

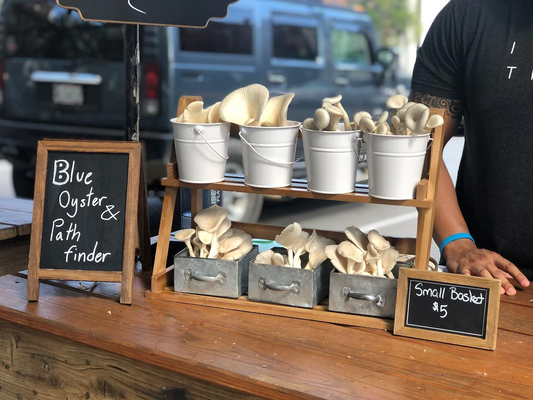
[146,96,446,330]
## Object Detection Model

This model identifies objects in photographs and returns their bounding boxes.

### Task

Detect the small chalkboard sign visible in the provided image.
[394,269,501,350]
[27,140,141,304]
[56,0,240,28]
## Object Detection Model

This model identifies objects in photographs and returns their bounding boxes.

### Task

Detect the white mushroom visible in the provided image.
[256,249,275,265]
[219,84,270,126]
[375,123,389,135]
[344,226,368,253]
[207,102,221,123]
[313,108,331,131]
[325,245,348,274]
[426,114,445,129]
[183,101,210,123]
[218,236,244,254]
[194,205,229,233]
[391,115,401,129]
[337,241,364,274]
[222,237,253,261]
[272,252,286,267]
[303,118,318,130]
[260,93,295,127]
[377,111,389,125]
[358,117,376,134]
[175,229,196,257]
[292,231,310,269]
[305,234,335,270]
[405,103,430,134]
[381,247,400,279]
[323,95,351,131]
[386,94,409,110]
[367,230,391,254]
[323,104,344,131]
[353,111,372,127]
[275,223,303,266]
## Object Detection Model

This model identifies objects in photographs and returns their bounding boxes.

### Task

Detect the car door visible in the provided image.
[327,19,388,117]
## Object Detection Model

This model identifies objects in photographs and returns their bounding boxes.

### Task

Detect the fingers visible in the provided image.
[461,264,510,295]
[493,255,530,288]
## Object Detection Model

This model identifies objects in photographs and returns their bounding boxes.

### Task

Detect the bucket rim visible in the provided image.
[240,121,302,130]
[301,126,361,135]
[170,118,231,127]
[364,131,431,139]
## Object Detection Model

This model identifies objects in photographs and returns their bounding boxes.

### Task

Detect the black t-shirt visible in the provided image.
[412,0,533,278]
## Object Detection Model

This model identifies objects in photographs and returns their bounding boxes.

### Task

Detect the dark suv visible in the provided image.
[0,0,401,221]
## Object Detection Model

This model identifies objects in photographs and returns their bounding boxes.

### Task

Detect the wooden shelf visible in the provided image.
[162,174,433,209]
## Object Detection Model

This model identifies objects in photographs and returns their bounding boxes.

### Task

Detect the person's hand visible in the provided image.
[443,239,530,295]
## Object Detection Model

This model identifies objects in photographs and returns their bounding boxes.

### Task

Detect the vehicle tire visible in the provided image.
[12,166,35,199]
[224,138,264,223]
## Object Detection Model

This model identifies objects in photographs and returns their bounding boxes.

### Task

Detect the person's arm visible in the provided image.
[409,91,530,295]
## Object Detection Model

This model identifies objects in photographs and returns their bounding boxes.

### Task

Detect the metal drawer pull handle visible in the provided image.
[185,269,226,285]
[341,287,386,308]
[258,278,301,294]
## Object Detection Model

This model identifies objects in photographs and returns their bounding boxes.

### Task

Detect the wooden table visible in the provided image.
[0,269,531,399]
[0,197,32,277]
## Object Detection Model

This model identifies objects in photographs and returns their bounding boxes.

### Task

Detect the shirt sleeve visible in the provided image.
[411,1,466,100]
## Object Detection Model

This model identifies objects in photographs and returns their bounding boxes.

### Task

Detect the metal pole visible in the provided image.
[125,24,140,141]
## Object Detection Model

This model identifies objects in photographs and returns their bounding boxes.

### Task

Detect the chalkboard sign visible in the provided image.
[56,0,240,28]
[28,140,141,305]
[394,269,501,350]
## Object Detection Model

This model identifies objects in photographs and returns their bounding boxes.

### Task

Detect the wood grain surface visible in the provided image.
[0,272,532,399]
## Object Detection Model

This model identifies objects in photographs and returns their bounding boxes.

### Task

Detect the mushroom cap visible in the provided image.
[193,205,229,233]
[426,114,445,129]
[275,223,303,249]
[375,123,389,135]
[183,101,210,123]
[323,95,343,105]
[323,104,343,116]
[197,230,214,245]
[405,103,430,134]
[381,247,400,274]
[344,226,368,252]
[306,235,335,269]
[386,94,409,110]
[338,240,364,263]
[391,115,401,129]
[207,102,221,123]
[354,111,372,126]
[256,249,275,265]
[358,117,376,133]
[222,238,253,261]
[219,236,244,254]
[217,218,232,238]
[292,231,310,254]
[219,84,270,126]
[303,118,319,130]
[377,111,389,125]
[313,108,331,130]
[353,261,366,275]
[367,230,390,252]
[272,252,286,266]
[325,245,348,274]
[218,228,234,244]
[260,93,295,127]
[174,228,195,241]
[304,230,318,252]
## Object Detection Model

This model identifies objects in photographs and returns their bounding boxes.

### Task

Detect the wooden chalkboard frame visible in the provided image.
[27,140,141,305]
[394,269,501,350]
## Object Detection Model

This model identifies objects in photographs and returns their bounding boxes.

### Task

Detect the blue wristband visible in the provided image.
[439,233,475,254]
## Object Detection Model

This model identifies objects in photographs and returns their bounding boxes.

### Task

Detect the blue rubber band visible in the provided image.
[439,233,475,254]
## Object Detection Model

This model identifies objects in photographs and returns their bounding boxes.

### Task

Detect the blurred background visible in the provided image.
[0,0,458,252]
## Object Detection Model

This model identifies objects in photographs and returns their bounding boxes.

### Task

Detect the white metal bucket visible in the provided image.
[171,119,230,184]
[239,122,301,188]
[363,132,433,200]
[301,125,361,194]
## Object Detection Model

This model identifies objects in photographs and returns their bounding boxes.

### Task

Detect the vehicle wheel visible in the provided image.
[12,166,35,199]
[224,138,264,223]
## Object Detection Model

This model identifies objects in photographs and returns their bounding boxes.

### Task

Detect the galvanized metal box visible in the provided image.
[328,271,399,319]
[248,251,334,308]
[173,245,259,299]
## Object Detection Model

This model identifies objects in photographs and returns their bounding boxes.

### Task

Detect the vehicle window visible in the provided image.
[331,30,372,65]
[272,24,318,61]
[180,22,252,55]
[4,1,123,61]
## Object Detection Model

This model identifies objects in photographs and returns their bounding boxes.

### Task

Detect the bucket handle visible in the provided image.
[341,287,386,308]
[239,131,303,166]
[353,137,366,162]
[426,137,434,151]
[193,126,229,160]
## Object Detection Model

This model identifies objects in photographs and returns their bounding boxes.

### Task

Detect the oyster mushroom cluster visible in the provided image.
[219,83,295,127]
[174,205,253,260]
[303,95,353,132]
[176,101,222,124]
[255,222,335,270]
[355,94,445,136]
[326,227,399,279]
